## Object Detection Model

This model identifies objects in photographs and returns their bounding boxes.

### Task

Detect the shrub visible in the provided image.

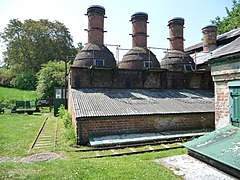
[10,71,36,90]
[36,61,65,99]
[58,105,75,142]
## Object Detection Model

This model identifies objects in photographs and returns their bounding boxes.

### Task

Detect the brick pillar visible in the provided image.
[168,17,184,51]
[87,5,105,45]
[202,25,217,52]
[131,12,148,48]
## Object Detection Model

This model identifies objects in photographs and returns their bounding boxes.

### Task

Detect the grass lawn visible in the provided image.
[0,112,45,157]
[0,112,186,179]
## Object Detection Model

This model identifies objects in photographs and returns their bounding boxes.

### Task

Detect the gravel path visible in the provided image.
[155,154,237,180]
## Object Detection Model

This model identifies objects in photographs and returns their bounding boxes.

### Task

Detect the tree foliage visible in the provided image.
[0,19,77,73]
[0,68,13,87]
[36,61,65,99]
[211,0,240,34]
[10,71,36,90]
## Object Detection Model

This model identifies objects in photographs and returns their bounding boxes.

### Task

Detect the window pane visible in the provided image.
[95,60,104,67]
[55,89,62,99]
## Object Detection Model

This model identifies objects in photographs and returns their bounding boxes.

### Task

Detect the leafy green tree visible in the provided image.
[10,71,36,90]
[211,0,240,34]
[36,61,65,99]
[0,68,13,87]
[0,19,77,73]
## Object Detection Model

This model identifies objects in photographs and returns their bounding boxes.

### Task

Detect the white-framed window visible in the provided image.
[55,89,62,99]
[144,61,152,68]
[94,59,104,67]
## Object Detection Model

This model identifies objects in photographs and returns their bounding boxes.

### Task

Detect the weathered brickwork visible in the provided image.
[168,18,184,51]
[202,25,217,52]
[70,67,212,90]
[77,113,214,144]
[132,22,147,47]
[87,6,105,45]
[214,81,230,129]
[211,61,240,128]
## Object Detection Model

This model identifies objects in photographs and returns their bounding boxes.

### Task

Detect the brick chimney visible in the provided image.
[73,5,116,68]
[119,12,160,69]
[202,25,217,52]
[87,5,105,45]
[168,17,184,51]
[161,17,195,71]
[131,12,148,48]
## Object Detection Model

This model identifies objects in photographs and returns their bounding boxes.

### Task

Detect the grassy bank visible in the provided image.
[0,87,38,108]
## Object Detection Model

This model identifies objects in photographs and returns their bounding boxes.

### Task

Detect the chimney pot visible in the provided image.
[131,12,148,48]
[87,5,105,44]
[168,17,185,51]
[202,25,217,52]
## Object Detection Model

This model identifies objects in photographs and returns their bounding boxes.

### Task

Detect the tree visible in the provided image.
[0,68,13,87]
[36,61,65,99]
[211,0,240,34]
[10,71,36,90]
[0,19,77,73]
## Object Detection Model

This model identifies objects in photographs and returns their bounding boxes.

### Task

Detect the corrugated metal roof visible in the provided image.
[71,88,214,118]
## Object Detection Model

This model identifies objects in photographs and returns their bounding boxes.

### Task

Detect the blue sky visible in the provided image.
[0,0,232,63]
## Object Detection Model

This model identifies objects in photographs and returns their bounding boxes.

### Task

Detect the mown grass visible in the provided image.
[0,112,186,179]
[0,112,45,157]
[0,87,38,108]
[1,149,185,179]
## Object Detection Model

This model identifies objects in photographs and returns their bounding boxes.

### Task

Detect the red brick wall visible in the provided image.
[77,113,214,144]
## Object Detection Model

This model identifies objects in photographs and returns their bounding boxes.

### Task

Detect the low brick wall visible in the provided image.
[77,113,214,145]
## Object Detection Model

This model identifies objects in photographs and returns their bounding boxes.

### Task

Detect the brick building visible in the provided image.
[183,36,240,179]
[186,26,240,128]
[208,37,240,129]
[68,5,215,145]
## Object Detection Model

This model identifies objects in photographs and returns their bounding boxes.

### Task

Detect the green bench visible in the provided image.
[11,101,40,115]
[15,101,31,109]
